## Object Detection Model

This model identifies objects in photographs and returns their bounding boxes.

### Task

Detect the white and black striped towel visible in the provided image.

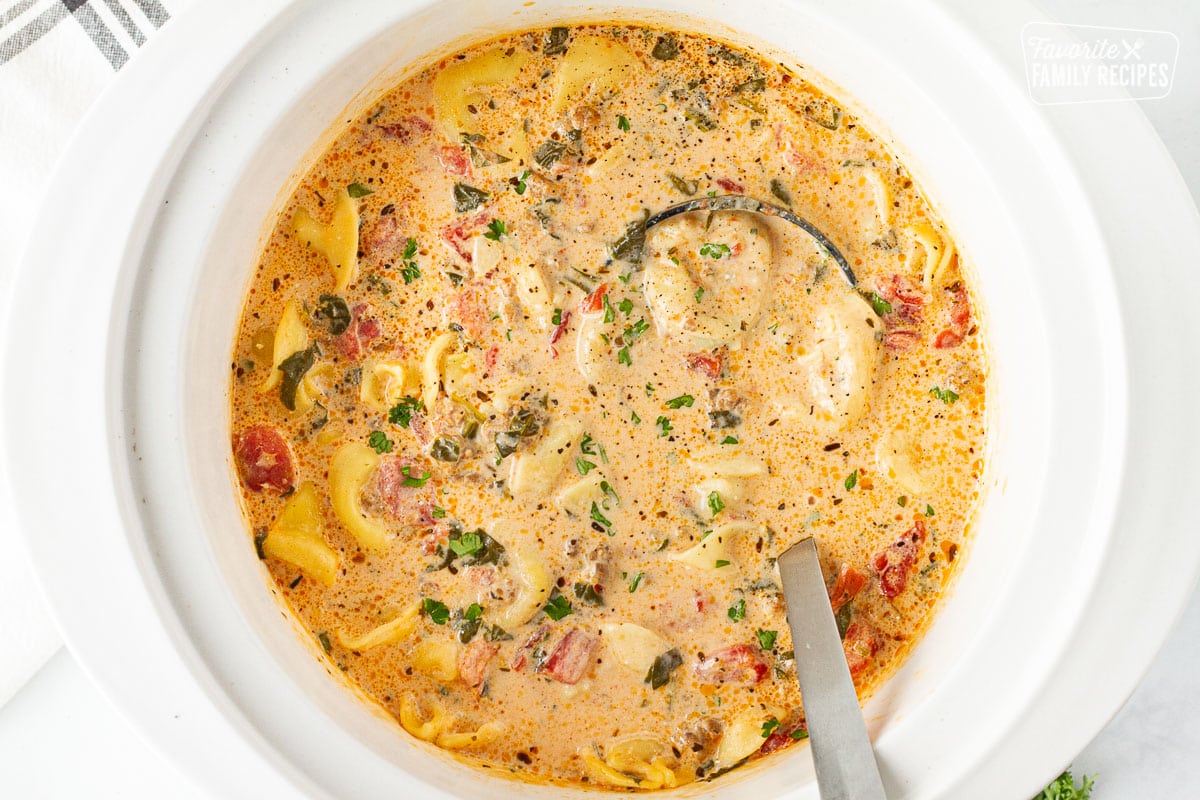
[0,0,187,708]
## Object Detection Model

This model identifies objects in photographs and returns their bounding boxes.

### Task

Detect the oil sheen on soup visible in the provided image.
[230,24,987,791]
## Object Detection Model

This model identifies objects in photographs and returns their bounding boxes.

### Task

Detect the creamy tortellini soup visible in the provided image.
[230,23,987,790]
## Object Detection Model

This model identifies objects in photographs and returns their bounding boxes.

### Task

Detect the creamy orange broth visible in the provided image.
[230,24,987,790]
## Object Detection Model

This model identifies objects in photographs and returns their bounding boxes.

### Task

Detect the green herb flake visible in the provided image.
[756,629,778,650]
[514,169,532,195]
[551,308,563,326]
[423,598,450,625]
[631,410,641,425]
[617,114,631,132]
[1032,771,1095,800]
[626,571,644,592]
[589,501,613,533]
[402,237,418,260]
[694,287,705,303]
[925,504,935,517]
[699,242,732,259]
[573,582,605,606]
[400,466,431,488]
[602,293,616,323]
[464,603,483,621]
[721,435,739,445]
[484,219,508,241]
[542,592,573,621]
[930,386,960,404]
[617,298,634,316]
[728,598,747,621]
[714,559,731,568]
[708,491,726,515]
[432,506,447,518]
[897,495,908,507]
[844,470,858,491]
[869,292,893,317]
[600,480,620,506]
[651,34,679,60]
[347,181,374,198]
[576,458,597,475]
[760,717,781,738]
[665,394,694,409]
[449,531,484,557]
[318,632,332,653]
[617,346,632,366]
[388,396,424,428]
[368,430,393,454]
[656,416,673,437]
[790,728,809,741]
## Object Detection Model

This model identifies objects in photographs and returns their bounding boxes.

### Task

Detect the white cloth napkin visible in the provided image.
[0,0,188,707]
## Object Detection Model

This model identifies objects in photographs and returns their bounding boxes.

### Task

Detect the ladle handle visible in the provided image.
[777,537,888,800]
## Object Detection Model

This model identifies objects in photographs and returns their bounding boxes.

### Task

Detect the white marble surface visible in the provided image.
[1,0,1198,797]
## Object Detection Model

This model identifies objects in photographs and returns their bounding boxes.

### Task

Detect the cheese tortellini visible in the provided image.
[329,442,389,552]
[292,187,359,292]
[261,482,338,585]
[644,212,773,351]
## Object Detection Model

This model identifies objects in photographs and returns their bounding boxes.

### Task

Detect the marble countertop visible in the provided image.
[1,0,1197,796]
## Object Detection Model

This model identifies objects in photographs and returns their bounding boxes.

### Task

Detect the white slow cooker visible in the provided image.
[4,0,1199,798]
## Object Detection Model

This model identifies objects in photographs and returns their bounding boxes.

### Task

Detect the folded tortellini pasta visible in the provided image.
[580,735,679,790]
[600,622,671,677]
[669,521,761,570]
[292,187,360,292]
[261,482,339,585]
[336,603,420,651]
[329,441,389,552]
[509,418,583,498]
[710,704,785,773]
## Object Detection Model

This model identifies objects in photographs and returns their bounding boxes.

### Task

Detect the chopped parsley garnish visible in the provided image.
[645,382,656,395]
[449,531,484,557]
[602,293,616,323]
[721,435,739,445]
[897,495,908,507]
[930,386,960,404]
[624,318,650,341]
[617,298,634,316]
[484,219,508,241]
[1033,771,1095,800]
[617,114,631,132]
[422,598,450,625]
[388,396,423,427]
[514,169,531,195]
[617,346,632,366]
[708,491,725,515]
[432,506,447,518]
[728,598,747,621]
[714,559,731,568]
[551,307,563,326]
[665,394,694,409]
[756,629,778,650]
[760,717,781,738]
[868,292,893,317]
[656,416,673,437]
[925,504,935,517]
[699,242,731,259]
[790,728,809,740]
[542,592,573,621]
[576,458,597,475]
[580,434,607,462]
[368,430,393,454]
[573,582,605,606]
[402,236,418,260]
[695,287,705,303]
[590,501,613,534]
[625,571,644,592]
[631,410,641,425]
[600,480,620,507]
[347,181,374,198]
[399,237,421,284]
[844,470,858,490]
[464,603,483,621]
[400,466,431,488]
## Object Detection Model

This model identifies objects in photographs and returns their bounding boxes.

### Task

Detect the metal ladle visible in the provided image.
[645,196,884,798]
[643,194,859,287]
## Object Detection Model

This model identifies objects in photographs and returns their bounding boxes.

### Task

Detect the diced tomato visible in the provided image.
[484,345,500,372]
[828,563,867,613]
[694,644,768,685]
[716,177,744,194]
[760,720,807,755]
[510,624,551,672]
[883,330,921,351]
[843,621,883,679]
[580,283,608,315]
[234,426,295,494]
[693,589,712,613]
[446,285,488,340]
[459,639,499,687]
[686,350,724,380]
[934,283,971,350]
[376,115,432,141]
[440,210,490,263]
[549,309,572,358]
[437,145,472,179]
[872,519,927,599]
[362,215,404,258]
[335,304,380,360]
[879,273,926,326]
[543,628,600,685]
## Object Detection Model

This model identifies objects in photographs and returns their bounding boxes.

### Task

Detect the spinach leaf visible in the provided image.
[453,182,490,213]
[572,582,604,607]
[314,294,351,335]
[608,212,648,264]
[543,26,570,55]
[645,648,683,689]
[651,33,679,60]
[278,345,318,411]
